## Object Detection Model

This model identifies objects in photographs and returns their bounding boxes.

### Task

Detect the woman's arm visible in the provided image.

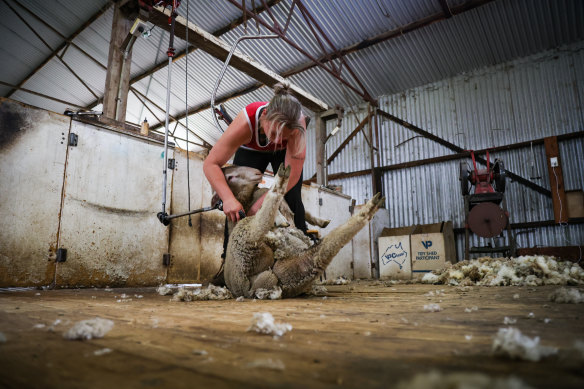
[203,110,252,222]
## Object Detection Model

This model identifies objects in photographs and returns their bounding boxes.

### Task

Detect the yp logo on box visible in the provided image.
[411,233,445,272]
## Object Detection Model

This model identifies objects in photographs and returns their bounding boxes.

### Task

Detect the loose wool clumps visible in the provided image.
[422,256,584,286]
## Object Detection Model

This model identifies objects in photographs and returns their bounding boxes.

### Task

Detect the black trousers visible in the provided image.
[233,147,307,232]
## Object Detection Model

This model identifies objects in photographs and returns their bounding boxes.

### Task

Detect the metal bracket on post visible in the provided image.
[56,248,67,263]
[162,253,171,267]
[68,133,78,147]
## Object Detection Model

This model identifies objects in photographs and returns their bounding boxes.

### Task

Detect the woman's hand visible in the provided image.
[222,197,245,222]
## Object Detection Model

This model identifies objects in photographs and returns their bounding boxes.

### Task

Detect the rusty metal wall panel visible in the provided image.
[167,149,206,283]
[56,121,171,287]
[303,42,584,262]
[0,98,69,287]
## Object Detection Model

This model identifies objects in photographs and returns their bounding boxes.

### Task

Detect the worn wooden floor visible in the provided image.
[0,282,583,388]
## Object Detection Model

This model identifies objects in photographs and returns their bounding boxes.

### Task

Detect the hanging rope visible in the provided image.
[185,0,192,227]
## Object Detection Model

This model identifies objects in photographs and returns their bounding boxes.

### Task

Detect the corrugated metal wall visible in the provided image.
[305,41,584,261]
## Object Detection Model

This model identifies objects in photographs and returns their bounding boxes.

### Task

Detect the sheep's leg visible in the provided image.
[249,270,279,293]
[305,211,330,228]
[244,164,291,242]
[273,193,385,297]
[314,194,384,268]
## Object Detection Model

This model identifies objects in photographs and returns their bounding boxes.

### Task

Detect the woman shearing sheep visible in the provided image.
[203,82,308,233]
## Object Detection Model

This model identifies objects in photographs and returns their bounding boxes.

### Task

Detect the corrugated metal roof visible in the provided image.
[1,0,582,260]
[1,0,581,133]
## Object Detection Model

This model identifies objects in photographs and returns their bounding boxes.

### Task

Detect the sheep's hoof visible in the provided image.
[277,164,291,179]
[364,193,385,218]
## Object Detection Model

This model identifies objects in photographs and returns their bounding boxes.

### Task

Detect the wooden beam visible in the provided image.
[304,131,583,188]
[368,104,377,194]
[130,0,282,85]
[130,87,210,149]
[377,108,552,197]
[314,113,326,186]
[284,0,495,79]
[0,81,85,109]
[544,136,568,223]
[103,2,133,121]
[10,0,107,70]
[453,218,584,234]
[86,0,282,111]
[4,1,111,99]
[148,5,328,113]
[327,112,372,166]
[143,0,492,133]
[438,0,453,17]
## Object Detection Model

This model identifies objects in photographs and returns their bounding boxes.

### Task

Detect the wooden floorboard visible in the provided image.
[0,282,583,388]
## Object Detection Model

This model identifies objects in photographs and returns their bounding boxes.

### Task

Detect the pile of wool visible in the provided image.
[423,303,442,312]
[63,318,114,340]
[156,285,175,296]
[254,286,282,300]
[246,358,286,371]
[320,276,350,285]
[309,285,328,296]
[156,283,203,296]
[548,287,584,303]
[492,327,557,361]
[422,256,584,286]
[395,370,532,389]
[247,312,292,337]
[171,285,233,301]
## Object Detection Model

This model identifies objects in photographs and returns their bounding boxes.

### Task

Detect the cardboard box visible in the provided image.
[379,221,456,279]
[411,232,447,274]
[378,236,411,280]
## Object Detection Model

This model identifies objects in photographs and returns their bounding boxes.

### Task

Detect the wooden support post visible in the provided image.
[373,109,383,198]
[544,136,568,223]
[103,2,133,121]
[368,104,377,195]
[314,113,326,186]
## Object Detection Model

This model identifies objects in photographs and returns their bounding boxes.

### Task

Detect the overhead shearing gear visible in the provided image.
[211,33,278,133]
[157,0,179,225]
[157,201,224,226]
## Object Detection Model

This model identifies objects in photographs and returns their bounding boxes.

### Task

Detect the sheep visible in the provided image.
[222,164,385,298]
[212,165,330,231]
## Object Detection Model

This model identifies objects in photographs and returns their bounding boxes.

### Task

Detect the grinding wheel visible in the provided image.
[468,202,507,238]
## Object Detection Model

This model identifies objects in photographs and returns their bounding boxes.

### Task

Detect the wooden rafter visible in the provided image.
[3,0,112,99]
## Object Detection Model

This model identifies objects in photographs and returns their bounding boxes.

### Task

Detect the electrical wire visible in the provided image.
[552,166,582,263]
[185,0,192,227]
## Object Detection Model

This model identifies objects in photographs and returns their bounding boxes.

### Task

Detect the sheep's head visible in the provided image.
[211,165,263,208]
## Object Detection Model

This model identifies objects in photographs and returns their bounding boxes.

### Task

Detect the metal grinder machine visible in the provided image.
[459,151,515,260]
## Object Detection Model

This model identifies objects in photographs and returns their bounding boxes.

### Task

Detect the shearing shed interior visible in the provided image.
[0,0,583,388]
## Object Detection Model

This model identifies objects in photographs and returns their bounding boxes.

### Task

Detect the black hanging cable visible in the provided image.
[185,0,192,227]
